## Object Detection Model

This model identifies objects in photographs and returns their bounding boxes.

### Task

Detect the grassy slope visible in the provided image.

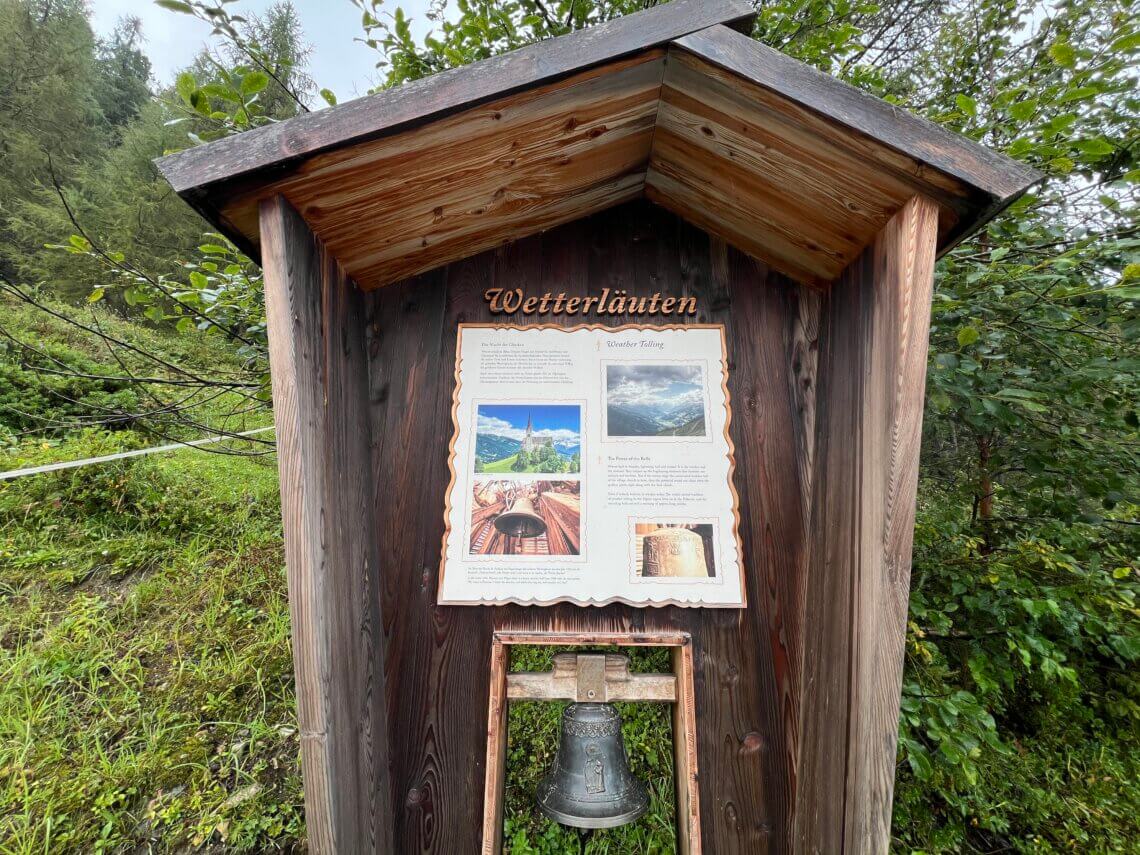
[0,295,298,852]
[482,452,571,474]
[482,452,522,473]
[0,291,267,447]
[0,300,670,853]
[0,435,300,853]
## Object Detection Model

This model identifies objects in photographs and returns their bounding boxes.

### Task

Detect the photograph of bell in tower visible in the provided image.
[473,403,582,474]
[468,480,581,557]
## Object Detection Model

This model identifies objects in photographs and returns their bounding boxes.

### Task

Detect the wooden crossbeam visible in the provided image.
[506,652,676,703]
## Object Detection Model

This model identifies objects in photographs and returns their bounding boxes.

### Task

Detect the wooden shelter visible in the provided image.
[156,1,1040,852]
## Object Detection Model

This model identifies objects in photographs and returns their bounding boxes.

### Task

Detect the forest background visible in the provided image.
[0,0,1136,852]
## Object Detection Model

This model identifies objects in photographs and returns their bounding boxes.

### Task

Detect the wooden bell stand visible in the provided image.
[483,632,700,854]
[154,0,1038,851]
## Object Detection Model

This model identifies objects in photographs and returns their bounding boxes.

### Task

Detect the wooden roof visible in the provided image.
[156,0,1040,291]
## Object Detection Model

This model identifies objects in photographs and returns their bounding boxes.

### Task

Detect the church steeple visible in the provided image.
[525,411,533,437]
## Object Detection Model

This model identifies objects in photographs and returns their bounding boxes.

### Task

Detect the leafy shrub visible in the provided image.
[0,341,145,437]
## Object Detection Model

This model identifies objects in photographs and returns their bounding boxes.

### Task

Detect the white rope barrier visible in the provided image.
[0,425,275,481]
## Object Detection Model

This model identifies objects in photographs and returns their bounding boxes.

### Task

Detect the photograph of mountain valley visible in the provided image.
[605,364,707,437]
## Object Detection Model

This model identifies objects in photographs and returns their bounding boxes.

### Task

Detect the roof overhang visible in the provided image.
[156,0,1040,291]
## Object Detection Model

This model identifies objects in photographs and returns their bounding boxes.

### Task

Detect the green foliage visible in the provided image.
[0,347,144,438]
[0,290,255,441]
[352,0,655,87]
[93,17,152,132]
[894,495,1140,851]
[12,100,208,302]
[488,445,576,473]
[160,0,313,142]
[0,0,209,303]
[0,0,108,283]
[66,233,268,378]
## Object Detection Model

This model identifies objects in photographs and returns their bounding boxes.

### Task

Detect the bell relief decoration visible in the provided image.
[537,703,648,829]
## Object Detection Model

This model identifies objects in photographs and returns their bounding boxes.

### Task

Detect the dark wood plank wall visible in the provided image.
[364,200,820,853]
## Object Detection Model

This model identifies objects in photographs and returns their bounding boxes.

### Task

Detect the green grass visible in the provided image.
[0,431,302,853]
[482,452,522,472]
[0,290,267,448]
[0,430,674,853]
[481,453,575,474]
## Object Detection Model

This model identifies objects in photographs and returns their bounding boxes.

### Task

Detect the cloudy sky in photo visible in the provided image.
[476,404,581,445]
[606,365,704,408]
[89,0,446,104]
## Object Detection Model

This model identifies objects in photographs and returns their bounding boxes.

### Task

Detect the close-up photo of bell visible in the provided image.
[642,525,708,578]
[536,703,648,830]
[494,496,547,539]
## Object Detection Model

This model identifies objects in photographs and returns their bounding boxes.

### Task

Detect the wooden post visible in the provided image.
[795,195,940,854]
[260,195,394,853]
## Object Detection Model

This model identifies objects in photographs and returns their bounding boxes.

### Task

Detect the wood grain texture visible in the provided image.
[358,201,819,852]
[673,639,701,855]
[794,195,939,854]
[221,52,667,289]
[671,26,1041,206]
[366,244,494,852]
[481,638,510,855]
[259,195,392,854]
[648,45,943,286]
[156,0,754,193]
[506,652,678,701]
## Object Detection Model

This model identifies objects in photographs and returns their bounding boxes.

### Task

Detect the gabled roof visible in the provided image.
[156,0,1040,291]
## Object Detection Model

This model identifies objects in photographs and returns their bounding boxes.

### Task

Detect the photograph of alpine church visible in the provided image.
[473,404,582,474]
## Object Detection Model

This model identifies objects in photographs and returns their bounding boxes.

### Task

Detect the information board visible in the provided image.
[439,324,745,607]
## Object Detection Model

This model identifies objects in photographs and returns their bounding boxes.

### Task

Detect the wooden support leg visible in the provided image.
[260,195,394,853]
[482,638,510,855]
[795,195,940,854]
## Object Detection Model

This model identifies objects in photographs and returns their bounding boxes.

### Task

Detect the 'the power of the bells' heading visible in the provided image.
[484,288,698,317]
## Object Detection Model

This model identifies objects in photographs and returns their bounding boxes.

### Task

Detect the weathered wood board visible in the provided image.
[223,52,666,288]
[795,196,939,854]
[260,197,393,853]
[160,19,1037,295]
[363,200,817,852]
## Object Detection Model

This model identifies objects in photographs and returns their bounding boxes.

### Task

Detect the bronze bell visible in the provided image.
[642,525,708,578]
[494,496,547,538]
[537,703,648,829]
